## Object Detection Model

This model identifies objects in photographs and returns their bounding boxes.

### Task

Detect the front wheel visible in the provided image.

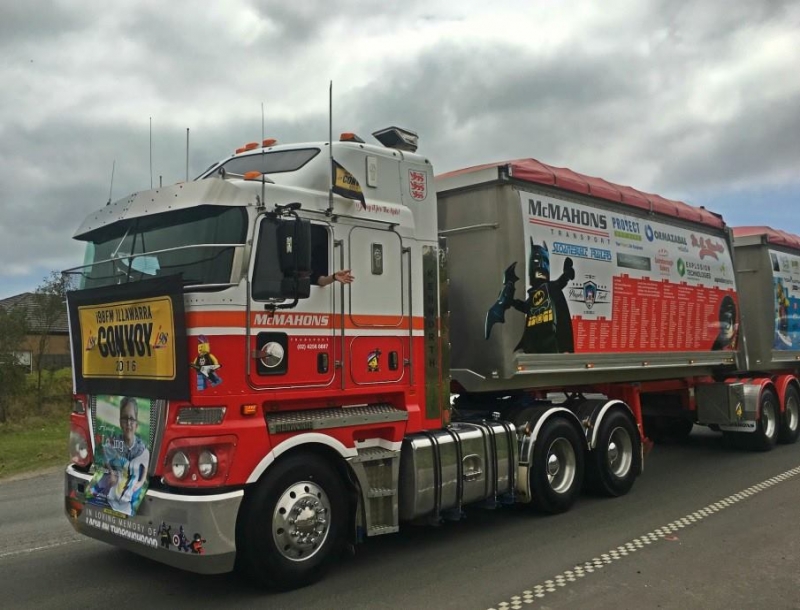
[529,418,584,514]
[586,410,641,497]
[237,453,348,590]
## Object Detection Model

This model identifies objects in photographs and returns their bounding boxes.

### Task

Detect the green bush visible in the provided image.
[5,367,73,423]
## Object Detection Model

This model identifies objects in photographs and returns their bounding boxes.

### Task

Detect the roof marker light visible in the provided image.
[262,138,277,147]
[244,142,259,151]
[340,132,365,143]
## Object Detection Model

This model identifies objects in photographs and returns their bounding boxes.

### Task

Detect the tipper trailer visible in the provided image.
[63,127,800,589]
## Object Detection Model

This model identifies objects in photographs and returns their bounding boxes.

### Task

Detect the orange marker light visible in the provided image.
[241,404,258,417]
[262,138,277,147]
[235,147,246,154]
[243,171,262,181]
[244,142,259,151]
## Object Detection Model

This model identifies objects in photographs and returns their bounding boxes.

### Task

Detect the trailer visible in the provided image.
[63,128,799,589]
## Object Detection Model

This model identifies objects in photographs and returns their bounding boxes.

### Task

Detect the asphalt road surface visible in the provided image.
[2,427,800,610]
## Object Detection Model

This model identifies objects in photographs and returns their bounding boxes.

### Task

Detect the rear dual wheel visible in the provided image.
[586,410,641,497]
[778,386,800,444]
[529,418,584,514]
[746,388,779,452]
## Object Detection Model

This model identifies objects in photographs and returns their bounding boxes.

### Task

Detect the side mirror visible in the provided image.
[277,218,311,299]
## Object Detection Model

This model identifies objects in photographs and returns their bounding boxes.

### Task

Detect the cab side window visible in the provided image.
[310,224,330,285]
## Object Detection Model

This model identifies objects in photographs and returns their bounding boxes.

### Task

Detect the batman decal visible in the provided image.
[485,240,575,354]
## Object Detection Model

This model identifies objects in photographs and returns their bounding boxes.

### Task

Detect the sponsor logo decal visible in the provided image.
[552,242,612,262]
[690,234,724,260]
[409,169,427,201]
[617,253,652,271]
[253,313,331,327]
[528,199,608,231]
[655,248,674,275]
[645,224,688,245]
[612,217,642,241]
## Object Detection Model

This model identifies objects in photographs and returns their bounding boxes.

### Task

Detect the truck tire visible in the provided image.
[237,453,347,590]
[586,410,641,497]
[778,385,800,444]
[747,388,779,452]
[529,418,584,514]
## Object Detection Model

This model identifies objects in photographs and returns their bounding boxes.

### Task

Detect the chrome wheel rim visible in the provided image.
[606,426,633,478]
[272,481,331,562]
[785,393,799,433]
[546,438,577,494]
[763,398,778,440]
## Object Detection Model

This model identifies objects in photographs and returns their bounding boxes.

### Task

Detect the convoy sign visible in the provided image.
[79,296,176,380]
[67,275,189,399]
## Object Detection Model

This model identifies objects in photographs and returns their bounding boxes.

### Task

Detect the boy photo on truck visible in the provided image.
[86,396,150,516]
[486,240,576,354]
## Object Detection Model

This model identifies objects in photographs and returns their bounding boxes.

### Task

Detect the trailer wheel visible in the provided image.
[237,453,347,590]
[778,385,800,444]
[747,388,779,452]
[529,418,584,514]
[586,410,641,497]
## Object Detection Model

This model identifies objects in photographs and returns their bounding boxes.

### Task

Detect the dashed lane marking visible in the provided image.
[0,538,85,560]
[489,465,800,610]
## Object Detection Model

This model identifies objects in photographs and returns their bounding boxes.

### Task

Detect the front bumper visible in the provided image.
[65,465,243,574]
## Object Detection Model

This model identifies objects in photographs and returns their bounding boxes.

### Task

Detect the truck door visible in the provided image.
[249,218,337,389]
[346,226,408,385]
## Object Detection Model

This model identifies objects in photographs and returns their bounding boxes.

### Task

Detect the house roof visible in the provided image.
[0,292,69,334]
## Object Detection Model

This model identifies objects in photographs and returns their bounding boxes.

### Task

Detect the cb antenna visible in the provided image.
[149,116,153,189]
[326,80,334,215]
[260,102,266,207]
[107,160,116,205]
[185,127,190,182]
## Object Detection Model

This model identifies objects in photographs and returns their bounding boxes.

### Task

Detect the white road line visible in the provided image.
[488,464,800,610]
[0,538,85,560]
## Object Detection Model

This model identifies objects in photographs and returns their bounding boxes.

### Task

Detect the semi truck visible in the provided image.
[63,127,800,589]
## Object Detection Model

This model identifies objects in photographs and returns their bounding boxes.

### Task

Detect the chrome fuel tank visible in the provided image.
[398,420,517,521]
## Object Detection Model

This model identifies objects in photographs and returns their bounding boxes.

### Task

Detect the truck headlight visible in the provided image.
[171,451,190,479]
[197,450,218,479]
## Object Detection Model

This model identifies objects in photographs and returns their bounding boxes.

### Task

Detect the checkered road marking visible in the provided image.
[489,464,800,610]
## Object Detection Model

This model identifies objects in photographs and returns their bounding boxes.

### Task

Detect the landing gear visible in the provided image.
[237,454,348,590]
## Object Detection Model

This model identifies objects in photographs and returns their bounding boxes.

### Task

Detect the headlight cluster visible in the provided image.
[163,435,236,487]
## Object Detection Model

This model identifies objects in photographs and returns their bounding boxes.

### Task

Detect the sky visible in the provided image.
[1,0,798,299]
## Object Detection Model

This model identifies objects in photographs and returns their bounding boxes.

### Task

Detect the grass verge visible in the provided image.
[0,416,70,480]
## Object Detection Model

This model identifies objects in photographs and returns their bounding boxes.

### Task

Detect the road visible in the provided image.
[2,428,800,610]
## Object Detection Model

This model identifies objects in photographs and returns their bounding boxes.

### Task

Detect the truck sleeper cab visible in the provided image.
[64,129,799,590]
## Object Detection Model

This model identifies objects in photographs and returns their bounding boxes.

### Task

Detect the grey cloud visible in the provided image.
[0,3,85,47]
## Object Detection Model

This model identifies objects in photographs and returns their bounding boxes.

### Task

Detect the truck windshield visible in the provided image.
[200,148,320,179]
[72,206,248,290]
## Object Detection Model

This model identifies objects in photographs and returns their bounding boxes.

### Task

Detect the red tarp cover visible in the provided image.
[733,226,800,251]
[438,158,725,230]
